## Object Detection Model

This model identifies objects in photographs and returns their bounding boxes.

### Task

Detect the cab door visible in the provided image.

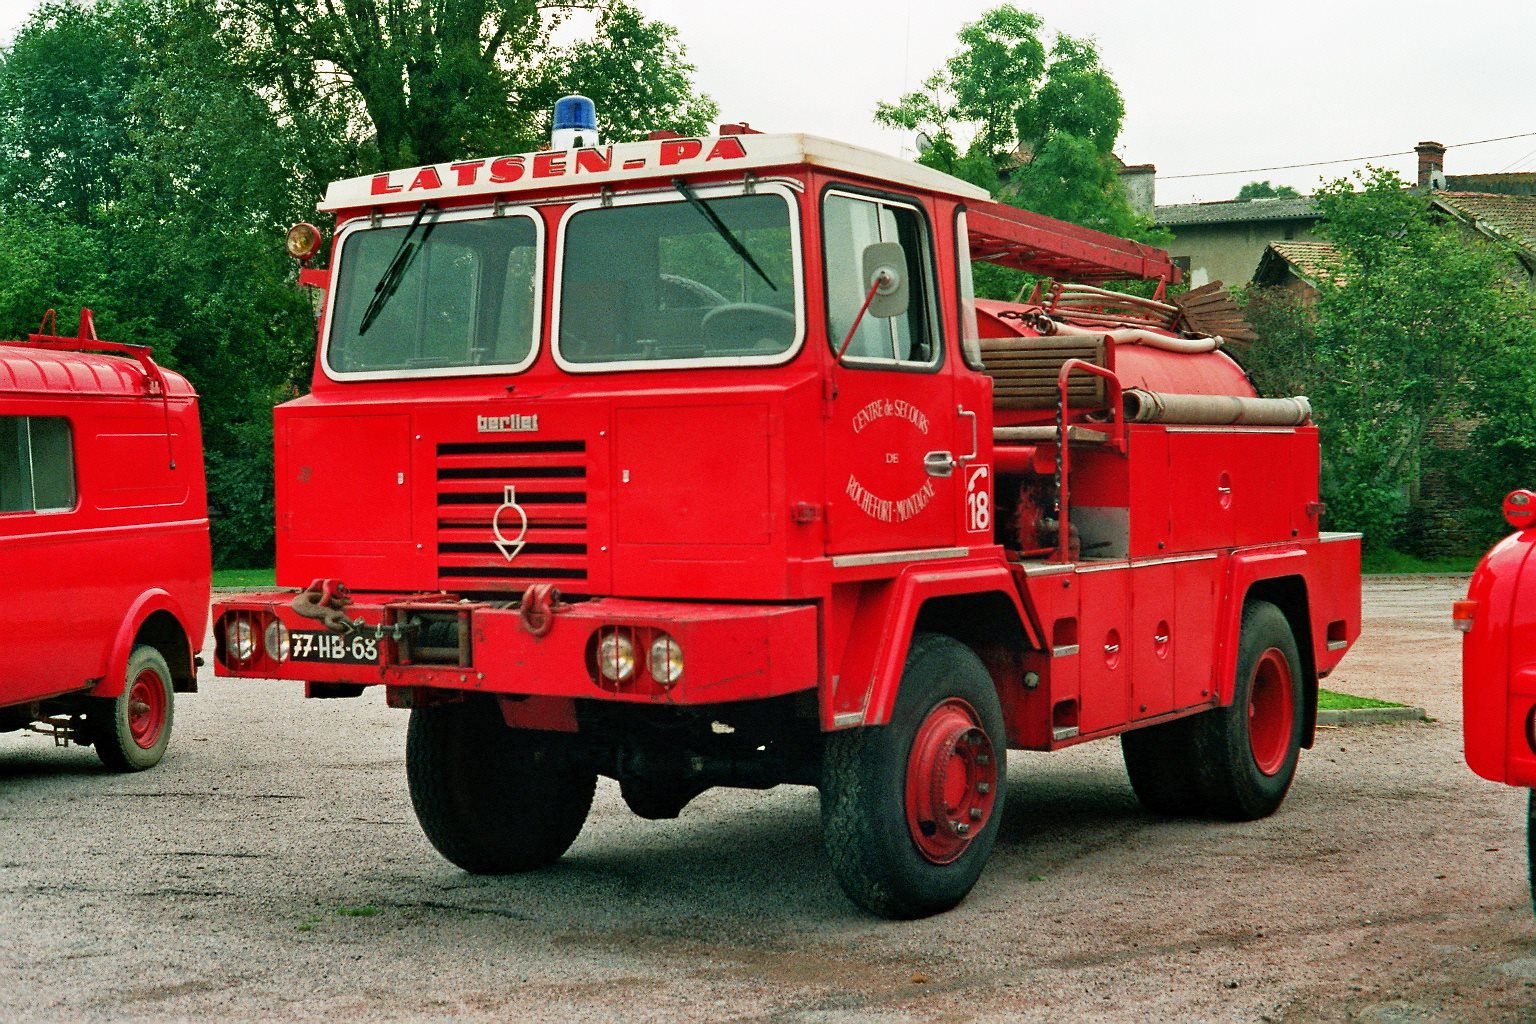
[823,190,959,556]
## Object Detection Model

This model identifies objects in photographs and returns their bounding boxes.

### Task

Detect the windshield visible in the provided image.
[327,213,541,376]
[557,190,798,367]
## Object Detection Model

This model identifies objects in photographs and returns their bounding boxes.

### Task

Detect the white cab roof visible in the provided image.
[319,133,991,212]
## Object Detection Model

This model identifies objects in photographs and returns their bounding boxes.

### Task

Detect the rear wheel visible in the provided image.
[1120,715,1206,816]
[406,698,595,874]
[820,633,1006,919]
[90,645,174,772]
[1191,600,1305,821]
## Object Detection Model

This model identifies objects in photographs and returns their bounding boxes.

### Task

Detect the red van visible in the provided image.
[0,315,210,770]
[1457,487,1536,913]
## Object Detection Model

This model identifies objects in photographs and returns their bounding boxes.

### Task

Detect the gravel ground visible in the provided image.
[2,575,1531,1023]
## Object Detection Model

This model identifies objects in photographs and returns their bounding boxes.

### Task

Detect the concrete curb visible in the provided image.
[1316,706,1428,726]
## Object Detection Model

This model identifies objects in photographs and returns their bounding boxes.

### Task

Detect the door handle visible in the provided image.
[923,451,955,478]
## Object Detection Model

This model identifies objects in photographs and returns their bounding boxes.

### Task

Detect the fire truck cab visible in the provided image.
[214,111,1360,918]
[1458,487,1536,913]
[0,314,210,771]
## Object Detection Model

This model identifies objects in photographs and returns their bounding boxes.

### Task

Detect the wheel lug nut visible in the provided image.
[977,782,990,794]
[969,807,982,820]
[953,822,970,836]
[975,754,991,765]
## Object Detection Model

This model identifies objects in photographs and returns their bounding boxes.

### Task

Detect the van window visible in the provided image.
[0,416,75,513]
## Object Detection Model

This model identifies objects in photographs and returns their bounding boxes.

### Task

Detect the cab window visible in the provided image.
[0,416,75,513]
[823,192,938,366]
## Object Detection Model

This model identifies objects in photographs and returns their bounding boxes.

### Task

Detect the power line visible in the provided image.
[1161,130,1536,181]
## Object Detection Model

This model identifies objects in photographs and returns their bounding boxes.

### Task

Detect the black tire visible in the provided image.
[1120,715,1207,816]
[90,645,174,772]
[820,633,1007,919]
[1527,788,1534,921]
[406,698,595,874]
[1189,600,1306,821]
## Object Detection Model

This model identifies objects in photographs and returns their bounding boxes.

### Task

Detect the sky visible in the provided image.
[1,0,1533,206]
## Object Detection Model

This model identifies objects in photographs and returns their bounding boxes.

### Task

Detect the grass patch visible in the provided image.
[1361,550,1477,575]
[1318,688,1405,711]
[212,567,276,588]
[336,905,380,918]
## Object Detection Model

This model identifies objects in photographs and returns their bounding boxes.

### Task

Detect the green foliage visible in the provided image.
[0,0,712,565]
[1235,180,1301,200]
[216,0,714,169]
[523,3,717,143]
[1240,167,1536,553]
[876,4,1165,300]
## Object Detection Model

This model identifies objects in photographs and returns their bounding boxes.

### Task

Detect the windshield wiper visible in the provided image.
[359,203,440,336]
[672,178,777,292]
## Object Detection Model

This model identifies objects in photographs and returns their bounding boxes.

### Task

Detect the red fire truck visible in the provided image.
[0,312,210,771]
[1457,488,1536,914]
[213,110,1360,917]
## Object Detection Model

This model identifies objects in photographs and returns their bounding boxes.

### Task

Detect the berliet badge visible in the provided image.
[492,485,528,562]
[478,413,539,433]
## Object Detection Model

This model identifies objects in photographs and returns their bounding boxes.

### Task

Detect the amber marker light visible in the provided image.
[1452,600,1477,633]
[1504,489,1535,531]
[285,222,323,262]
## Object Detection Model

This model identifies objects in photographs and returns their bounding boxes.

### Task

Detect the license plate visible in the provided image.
[289,630,380,665]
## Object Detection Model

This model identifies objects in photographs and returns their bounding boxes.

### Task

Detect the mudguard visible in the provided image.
[93,589,194,699]
[826,555,1039,730]
[1213,547,1309,706]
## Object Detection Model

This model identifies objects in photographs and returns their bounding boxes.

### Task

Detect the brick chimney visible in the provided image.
[1415,140,1446,190]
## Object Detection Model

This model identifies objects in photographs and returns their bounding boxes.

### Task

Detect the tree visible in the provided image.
[876,4,1162,265]
[522,3,717,143]
[217,0,715,169]
[1240,167,1536,552]
[0,0,714,565]
[1235,180,1300,201]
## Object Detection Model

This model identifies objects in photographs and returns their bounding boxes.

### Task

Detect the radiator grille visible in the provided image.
[435,440,588,593]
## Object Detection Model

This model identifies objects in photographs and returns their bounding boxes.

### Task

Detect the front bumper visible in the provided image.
[213,592,819,706]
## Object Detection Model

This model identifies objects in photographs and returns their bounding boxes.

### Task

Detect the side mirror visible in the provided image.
[862,242,909,319]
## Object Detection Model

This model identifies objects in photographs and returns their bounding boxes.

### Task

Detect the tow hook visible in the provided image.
[293,578,363,634]
[519,584,566,637]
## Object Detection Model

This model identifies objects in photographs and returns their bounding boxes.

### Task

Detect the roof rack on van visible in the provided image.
[16,309,178,469]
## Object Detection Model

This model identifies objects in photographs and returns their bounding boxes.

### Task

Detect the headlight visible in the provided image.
[648,633,683,686]
[263,620,290,661]
[597,631,636,682]
[226,618,256,663]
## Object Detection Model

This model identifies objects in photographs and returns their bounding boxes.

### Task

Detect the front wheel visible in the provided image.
[406,698,596,874]
[90,645,174,772]
[1191,600,1306,821]
[820,633,1007,919]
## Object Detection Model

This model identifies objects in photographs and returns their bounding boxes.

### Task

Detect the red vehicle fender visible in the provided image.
[92,589,197,699]
[1463,528,1536,785]
[1212,547,1310,707]
[829,557,1041,730]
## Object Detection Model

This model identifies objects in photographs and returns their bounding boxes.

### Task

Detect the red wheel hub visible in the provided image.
[905,697,998,864]
[126,669,167,750]
[1248,648,1294,776]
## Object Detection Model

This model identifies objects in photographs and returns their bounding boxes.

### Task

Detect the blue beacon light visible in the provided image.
[552,96,599,149]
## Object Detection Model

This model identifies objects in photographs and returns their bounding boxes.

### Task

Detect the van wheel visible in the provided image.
[1191,600,1305,821]
[407,698,595,874]
[1120,715,1207,816]
[91,645,174,772]
[820,633,1006,919]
